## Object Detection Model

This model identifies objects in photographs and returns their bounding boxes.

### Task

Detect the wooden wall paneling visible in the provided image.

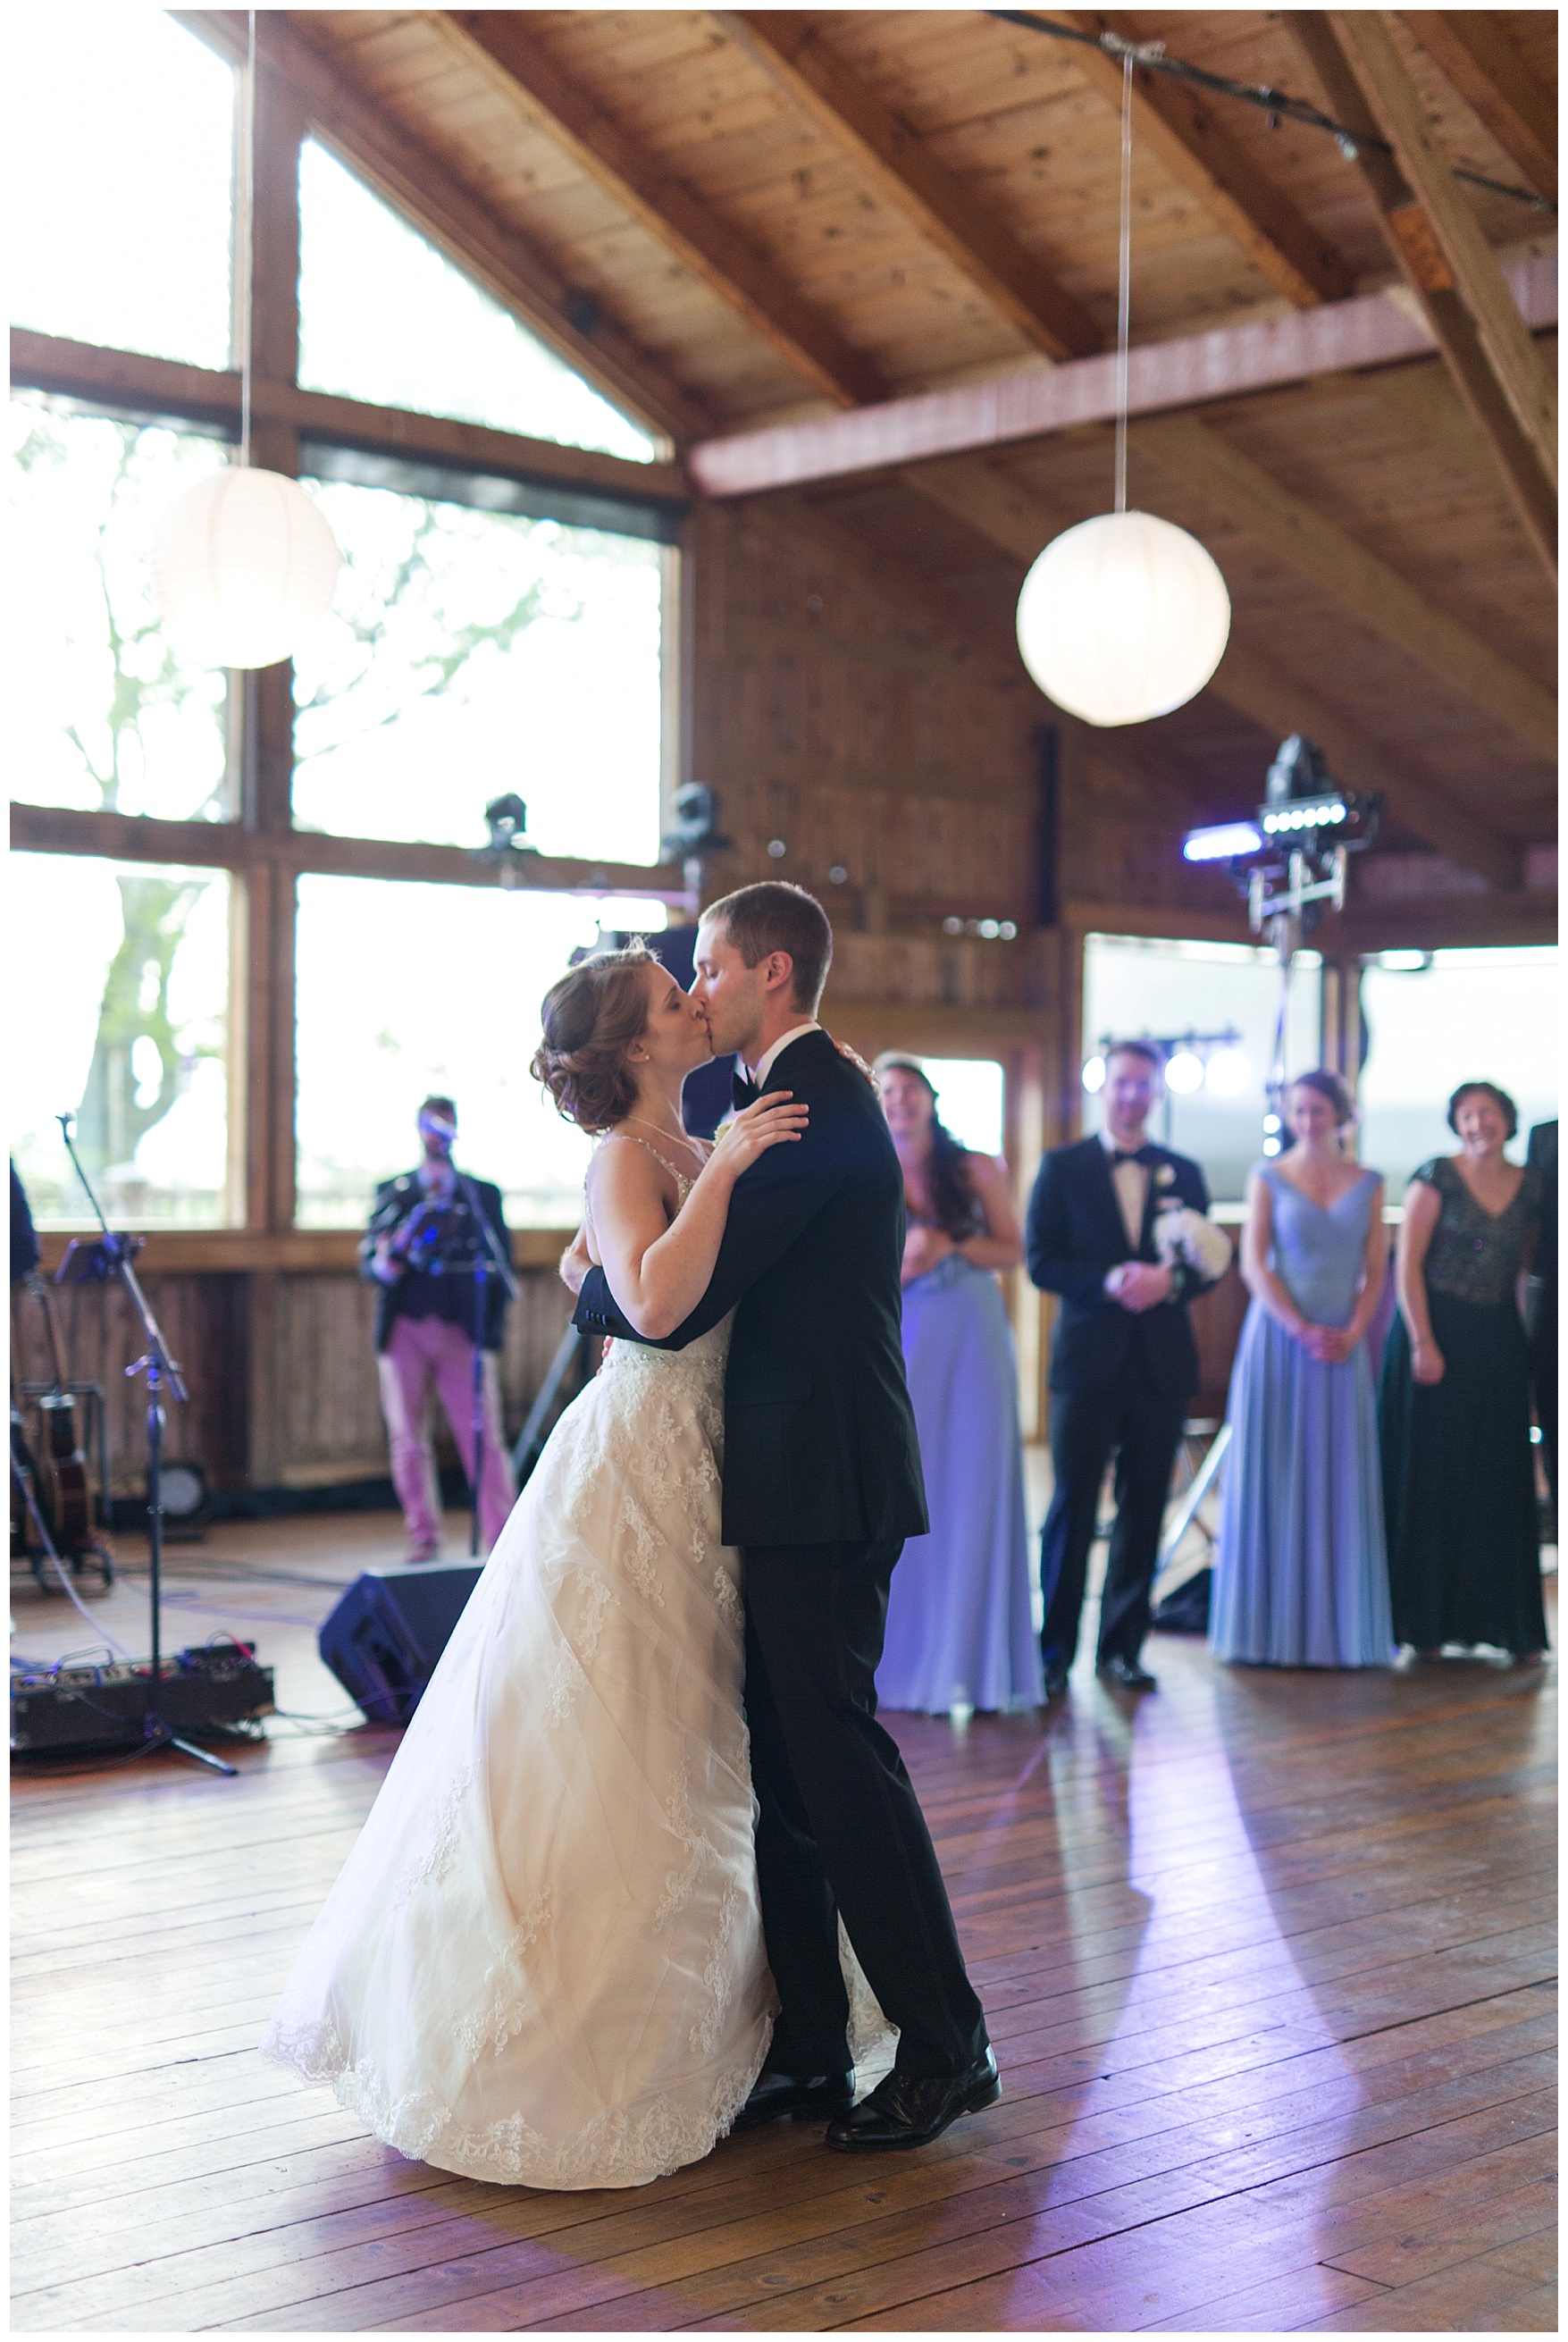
[1327,11,1558,491]
[1286,15,1555,582]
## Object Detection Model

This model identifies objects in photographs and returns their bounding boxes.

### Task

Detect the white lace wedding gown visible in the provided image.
[261,1151,776,2189]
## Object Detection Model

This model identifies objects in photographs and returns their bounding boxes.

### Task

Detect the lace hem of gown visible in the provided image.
[260,2011,769,2190]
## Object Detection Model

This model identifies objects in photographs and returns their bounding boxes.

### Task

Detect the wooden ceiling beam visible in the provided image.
[714,11,1103,362]
[1326,11,1557,493]
[176,9,708,446]
[1061,10,1354,306]
[1131,411,1555,760]
[687,250,1556,495]
[1400,12,1556,204]
[901,455,1523,888]
[432,13,887,409]
[1287,14,1555,582]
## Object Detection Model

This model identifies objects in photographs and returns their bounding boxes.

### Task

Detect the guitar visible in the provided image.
[26,1274,92,1554]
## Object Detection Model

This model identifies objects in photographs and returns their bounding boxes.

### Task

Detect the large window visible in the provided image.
[298,141,658,465]
[12,15,677,1238]
[9,11,235,369]
[1082,935,1321,1201]
[294,877,668,1229]
[8,395,234,819]
[292,478,667,860]
[10,856,234,1229]
[1359,947,1558,1195]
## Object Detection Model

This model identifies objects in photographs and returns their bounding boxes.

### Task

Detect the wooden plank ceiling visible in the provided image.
[281,8,1557,879]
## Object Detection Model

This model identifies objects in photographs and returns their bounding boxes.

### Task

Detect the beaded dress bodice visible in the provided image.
[1415,1155,1543,1306]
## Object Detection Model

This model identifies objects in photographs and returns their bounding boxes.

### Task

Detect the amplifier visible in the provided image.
[11,1644,275,1756]
[318,1565,482,1726]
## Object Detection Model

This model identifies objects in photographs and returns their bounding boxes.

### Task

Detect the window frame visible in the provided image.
[10,33,691,1244]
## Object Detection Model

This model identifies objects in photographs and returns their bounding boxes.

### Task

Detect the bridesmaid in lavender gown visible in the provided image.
[1211,1070,1395,1668]
[874,1057,1043,1714]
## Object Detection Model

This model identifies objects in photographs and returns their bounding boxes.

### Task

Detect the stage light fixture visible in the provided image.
[1205,1046,1252,1097]
[1082,1054,1107,1094]
[1165,1049,1204,1095]
[1184,820,1262,862]
[1260,795,1350,835]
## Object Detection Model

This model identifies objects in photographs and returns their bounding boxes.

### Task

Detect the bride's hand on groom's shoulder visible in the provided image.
[709,1091,809,1180]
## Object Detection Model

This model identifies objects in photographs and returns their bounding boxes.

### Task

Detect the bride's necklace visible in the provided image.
[621,1112,706,1162]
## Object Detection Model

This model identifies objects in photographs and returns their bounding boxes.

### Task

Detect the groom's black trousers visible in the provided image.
[743,1539,988,2081]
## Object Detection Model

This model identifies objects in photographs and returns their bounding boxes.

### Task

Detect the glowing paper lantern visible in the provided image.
[151,466,340,669]
[1015,509,1231,727]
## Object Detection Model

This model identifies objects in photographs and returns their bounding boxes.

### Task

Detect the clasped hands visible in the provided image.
[1103,1260,1173,1314]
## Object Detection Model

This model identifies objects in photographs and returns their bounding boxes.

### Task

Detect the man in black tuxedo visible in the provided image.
[1526,1119,1556,1516]
[1026,1040,1214,1696]
[572,883,995,2153]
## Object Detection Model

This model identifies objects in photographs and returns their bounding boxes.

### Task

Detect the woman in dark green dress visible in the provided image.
[1379,1081,1547,1658]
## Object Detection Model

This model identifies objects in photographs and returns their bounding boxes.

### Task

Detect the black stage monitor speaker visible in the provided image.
[319,1565,482,1726]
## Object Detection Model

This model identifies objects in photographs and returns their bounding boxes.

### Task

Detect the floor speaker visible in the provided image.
[319,1564,482,1726]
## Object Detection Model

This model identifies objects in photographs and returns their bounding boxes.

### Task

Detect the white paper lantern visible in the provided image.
[1016,509,1231,727]
[151,466,340,669]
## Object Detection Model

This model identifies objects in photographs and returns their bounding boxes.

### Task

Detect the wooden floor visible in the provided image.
[11,1513,1557,2334]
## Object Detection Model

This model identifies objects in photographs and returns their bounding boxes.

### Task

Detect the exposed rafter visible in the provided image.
[1327,11,1557,493]
[1129,411,1556,759]
[714,10,1103,362]
[1401,11,1556,204]
[176,9,709,445]
[432,12,887,410]
[901,452,1523,888]
[688,250,1556,495]
[1061,9,1354,307]
[1288,13,1555,582]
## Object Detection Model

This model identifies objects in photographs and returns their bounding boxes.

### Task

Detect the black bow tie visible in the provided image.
[1111,1147,1152,1167]
[734,1070,760,1110]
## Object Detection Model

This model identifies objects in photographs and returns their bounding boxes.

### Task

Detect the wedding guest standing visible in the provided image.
[1526,1119,1556,1515]
[1211,1072,1393,1668]
[1379,1082,1547,1658]
[873,1057,1041,1716]
[1027,1041,1226,1695]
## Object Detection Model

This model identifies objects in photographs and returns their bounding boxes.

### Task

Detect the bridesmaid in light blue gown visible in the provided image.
[875,1057,1043,1715]
[1211,1070,1395,1668]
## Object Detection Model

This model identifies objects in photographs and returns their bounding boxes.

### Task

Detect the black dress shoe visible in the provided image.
[730,2068,853,2131]
[825,2049,1000,2153]
[1098,1654,1157,1691]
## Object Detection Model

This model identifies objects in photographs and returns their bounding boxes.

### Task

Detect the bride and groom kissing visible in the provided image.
[263,881,998,2191]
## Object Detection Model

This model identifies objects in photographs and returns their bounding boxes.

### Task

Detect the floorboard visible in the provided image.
[11,1510,1557,2332]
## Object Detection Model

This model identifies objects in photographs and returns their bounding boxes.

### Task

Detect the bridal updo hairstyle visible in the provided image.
[532,940,657,1134]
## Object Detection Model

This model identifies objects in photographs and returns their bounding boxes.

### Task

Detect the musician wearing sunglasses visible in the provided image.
[362,1097,516,1563]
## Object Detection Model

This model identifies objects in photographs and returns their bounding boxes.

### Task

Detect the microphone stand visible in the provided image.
[55,1114,237,1776]
[453,1167,519,1559]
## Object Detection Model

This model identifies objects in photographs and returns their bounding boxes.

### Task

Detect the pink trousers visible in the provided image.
[378,1314,516,1557]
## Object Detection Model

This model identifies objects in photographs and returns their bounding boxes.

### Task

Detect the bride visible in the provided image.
[261,943,809,2189]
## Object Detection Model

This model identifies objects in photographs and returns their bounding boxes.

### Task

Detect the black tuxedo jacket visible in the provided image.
[574,1029,927,1549]
[1026,1135,1213,1399]
[359,1170,510,1353]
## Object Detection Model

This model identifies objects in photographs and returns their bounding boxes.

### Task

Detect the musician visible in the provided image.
[363,1097,516,1562]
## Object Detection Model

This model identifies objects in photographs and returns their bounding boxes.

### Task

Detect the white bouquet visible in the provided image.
[1153,1201,1233,1283]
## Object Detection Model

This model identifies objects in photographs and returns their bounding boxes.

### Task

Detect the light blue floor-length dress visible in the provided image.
[877,1256,1044,1713]
[1210,1163,1395,1668]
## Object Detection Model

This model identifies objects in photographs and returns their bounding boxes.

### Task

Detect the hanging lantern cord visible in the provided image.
[1114,52,1132,517]
[239,6,257,469]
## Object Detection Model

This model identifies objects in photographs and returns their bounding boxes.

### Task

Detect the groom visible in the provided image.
[572,882,996,2152]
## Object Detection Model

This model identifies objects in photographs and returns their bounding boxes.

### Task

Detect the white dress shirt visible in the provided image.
[1101,1125,1150,1251]
[748,1021,821,1089]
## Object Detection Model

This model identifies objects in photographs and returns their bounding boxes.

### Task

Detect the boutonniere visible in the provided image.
[1154,1163,1176,1189]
